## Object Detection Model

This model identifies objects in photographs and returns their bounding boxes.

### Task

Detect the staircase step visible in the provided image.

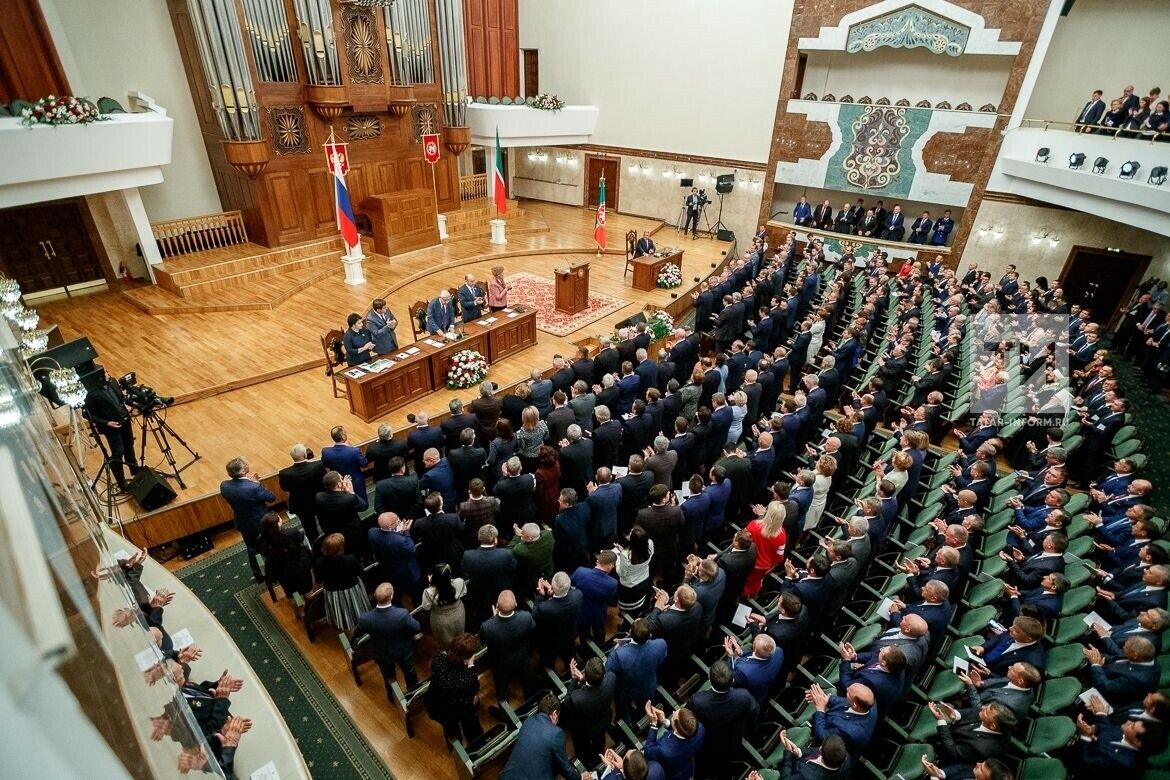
[172,250,341,297]
[156,237,343,287]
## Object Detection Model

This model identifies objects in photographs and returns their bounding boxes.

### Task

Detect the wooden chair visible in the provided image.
[254,551,279,603]
[339,631,375,686]
[409,300,429,339]
[294,587,328,642]
[322,329,348,398]
[624,229,637,277]
[390,678,432,737]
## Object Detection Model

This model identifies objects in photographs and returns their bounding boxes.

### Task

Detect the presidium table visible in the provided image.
[631,249,684,292]
[342,309,537,422]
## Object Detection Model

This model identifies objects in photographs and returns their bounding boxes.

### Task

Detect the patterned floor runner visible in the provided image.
[505,270,630,336]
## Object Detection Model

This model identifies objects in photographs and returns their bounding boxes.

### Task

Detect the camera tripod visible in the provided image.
[134,406,200,490]
[675,201,711,240]
[708,190,730,239]
[82,414,131,526]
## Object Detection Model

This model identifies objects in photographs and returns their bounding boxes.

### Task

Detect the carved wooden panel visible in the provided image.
[346,114,382,140]
[308,165,335,232]
[410,103,438,141]
[267,171,305,235]
[267,107,311,154]
[343,6,384,84]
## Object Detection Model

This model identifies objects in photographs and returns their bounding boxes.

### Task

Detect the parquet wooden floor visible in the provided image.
[48,202,731,509]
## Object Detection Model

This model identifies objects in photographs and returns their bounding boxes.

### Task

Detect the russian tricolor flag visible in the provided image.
[334,170,359,249]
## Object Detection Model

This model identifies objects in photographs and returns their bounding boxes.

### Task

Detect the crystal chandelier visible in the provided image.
[0,389,19,429]
[12,307,39,331]
[49,368,88,408]
[20,328,51,354]
[0,278,20,304]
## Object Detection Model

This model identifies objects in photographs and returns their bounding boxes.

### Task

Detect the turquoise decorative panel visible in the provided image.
[824,104,932,198]
[847,7,970,57]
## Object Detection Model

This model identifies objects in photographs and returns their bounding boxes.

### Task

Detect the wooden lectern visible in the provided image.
[359,188,440,257]
[555,261,590,315]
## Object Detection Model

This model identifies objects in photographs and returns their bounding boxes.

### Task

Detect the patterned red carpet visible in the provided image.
[506,271,630,337]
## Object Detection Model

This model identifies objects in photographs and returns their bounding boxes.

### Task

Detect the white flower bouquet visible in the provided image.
[657,262,683,289]
[446,349,488,389]
[648,310,674,340]
[532,93,566,112]
[20,95,105,127]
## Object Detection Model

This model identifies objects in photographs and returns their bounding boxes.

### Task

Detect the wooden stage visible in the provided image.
[38,201,734,543]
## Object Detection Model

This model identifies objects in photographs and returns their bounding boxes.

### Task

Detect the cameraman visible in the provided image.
[684,187,702,237]
[84,369,139,491]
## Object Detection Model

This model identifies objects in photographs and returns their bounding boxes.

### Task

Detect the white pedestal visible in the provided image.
[341,246,366,286]
[489,218,507,245]
[437,213,449,240]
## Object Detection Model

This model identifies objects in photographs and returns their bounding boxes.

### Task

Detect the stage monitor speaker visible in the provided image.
[128,467,177,511]
[717,228,735,241]
[715,174,735,194]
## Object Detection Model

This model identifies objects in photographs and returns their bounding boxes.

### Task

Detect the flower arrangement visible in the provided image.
[657,262,683,289]
[20,95,105,127]
[446,349,488,389]
[647,310,674,341]
[532,93,566,112]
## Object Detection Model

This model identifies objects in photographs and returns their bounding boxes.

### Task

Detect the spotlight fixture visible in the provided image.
[1035,147,1050,163]
[1092,157,1108,174]
[1068,153,1086,169]
[1150,166,1167,186]
[1119,161,1140,180]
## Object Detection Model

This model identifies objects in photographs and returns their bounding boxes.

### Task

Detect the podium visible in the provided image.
[555,261,590,315]
[359,188,440,257]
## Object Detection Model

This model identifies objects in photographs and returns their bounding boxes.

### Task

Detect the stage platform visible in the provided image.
[36,201,736,543]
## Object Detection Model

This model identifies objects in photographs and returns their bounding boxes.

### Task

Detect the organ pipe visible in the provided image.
[293,0,340,85]
[185,0,261,140]
[435,0,466,125]
[384,0,434,85]
[241,0,296,82]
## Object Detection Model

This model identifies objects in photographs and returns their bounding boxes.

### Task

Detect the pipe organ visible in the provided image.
[166,0,469,248]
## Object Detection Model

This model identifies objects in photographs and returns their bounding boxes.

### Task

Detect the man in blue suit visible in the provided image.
[792,196,813,226]
[880,204,905,241]
[1074,89,1106,130]
[365,298,399,354]
[425,289,456,334]
[321,425,369,504]
[353,582,420,693]
[808,682,878,753]
[1076,716,1151,772]
[367,512,422,605]
[643,703,704,780]
[888,580,954,657]
[689,661,758,778]
[457,274,484,322]
[1089,607,1168,655]
[703,466,732,538]
[617,364,641,416]
[837,645,907,715]
[572,551,618,643]
[969,616,1048,676]
[418,448,457,511]
[499,694,581,780]
[1085,638,1161,708]
[218,456,275,581]
[586,467,623,550]
[605,618,667,724]
[1097,565,1170,622]
[725,633,783,708]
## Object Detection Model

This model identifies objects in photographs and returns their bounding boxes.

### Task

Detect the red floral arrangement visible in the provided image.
[20,95,105,127]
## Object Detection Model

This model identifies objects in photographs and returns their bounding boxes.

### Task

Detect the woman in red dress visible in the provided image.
[534,445,562,525]
[743,500,787,598]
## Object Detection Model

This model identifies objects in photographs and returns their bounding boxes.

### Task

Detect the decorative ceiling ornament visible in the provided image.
[935,101,952,110]
[876,97,891,105]
[267,107,311,154]
[847,7,971,57]
[821,94,836,102]
[979,103,997,113]
[803,92,818,101]
[956,102,973,111]
[343,6,385,84]
[346,114,382,140]
[916,100,932,108]
[895,98,911,106]
[840,95,854,103]
[410,102,437,142]
[841,106,911,190]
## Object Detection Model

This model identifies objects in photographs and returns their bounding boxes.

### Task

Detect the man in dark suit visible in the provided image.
[1075,89,1106,131]
[321,425,369,504]
[1085,638,1161,708]
[812,199,834,231]
[999,532,1067,590]
[880,204,905,241]
[219,456,276,580]
[278,444,327,541]
[726,634,783,709]
[647,584,703,686]
[411,492,464,574]
[373,457,419,519]
[792,196,813,226]
[366,423,407,483]
[499,693,581,780]
[367,512,421,605]
[479,590,535,703]
[809,682,879,754]
[572,551,619,643]
[969,616,1048,676]
[956,661,1040,721]
[354,583,420,694]
[683,187,702,237]
[446,428,486,501]
[633,230,656,257]
[406,413,443,474]
[425,289,456,334]
[838,645,907,715]
[643,704,705,780]
[690,661,759,780]
[592,404,623,470]
[773,734,852,779]
[493,457,538,527]
[315,469,367,555]
[553,488,592,574]
[546,391,576,447]
[617,364,642,416]
[635,483,682,581]
[440,399,479,453]
[456,274,484,322]
[560,657,617,768]
[418,448,458,511]
[558,425,593,498]
[531,571,583,671]
[571,346,595,387]
[585,467,623,550]
[931,702,1017,765]
[83,370,138,490]
[1076,716,1154,771]
[462,524,517,629]
[909,211,933,244]
[606,618,668,724]
[594,338,621,384]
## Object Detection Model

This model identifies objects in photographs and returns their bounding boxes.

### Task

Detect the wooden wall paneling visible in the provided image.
[0,0,70,103]
[169,3,220,132]
[266,170,308,241]
[463,0,487,98]
[461,0,518,98]
[500,0,517,96]
[308,165,336,232]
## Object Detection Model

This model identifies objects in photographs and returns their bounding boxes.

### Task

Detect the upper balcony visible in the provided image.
[989,124,1170,237]
[0,95,173,209]
[466,99,598,148]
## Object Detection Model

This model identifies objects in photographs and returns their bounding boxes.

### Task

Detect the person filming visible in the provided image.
[84,370,140,491]
[684,187,702,238]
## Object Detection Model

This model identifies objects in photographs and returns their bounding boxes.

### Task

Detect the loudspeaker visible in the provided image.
[717,228,735,241]
[616,311,647,330]
[128,467,177,511]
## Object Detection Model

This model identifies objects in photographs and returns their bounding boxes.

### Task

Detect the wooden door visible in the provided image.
[585,156,619,210]
[522,49,539,97]
[0,201,106,294]
[1059,246,1151,328]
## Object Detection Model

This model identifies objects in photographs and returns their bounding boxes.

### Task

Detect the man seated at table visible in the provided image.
[426,289,456,335]
[634,231,656,258]
[458,274,485,322]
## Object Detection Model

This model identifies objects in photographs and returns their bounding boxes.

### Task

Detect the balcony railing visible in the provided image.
[459,173,487,202]
[1020,117,1168,143]
[151,210,248,258]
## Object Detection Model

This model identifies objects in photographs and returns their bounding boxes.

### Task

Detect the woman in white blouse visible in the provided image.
[613,526,654,613]
[805,454,837,530]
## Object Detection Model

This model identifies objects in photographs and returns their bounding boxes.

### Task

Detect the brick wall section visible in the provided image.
[760,1,1051,267]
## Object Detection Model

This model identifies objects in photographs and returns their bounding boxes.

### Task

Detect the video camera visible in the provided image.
[696,189,711,208]
[118,372,175,413]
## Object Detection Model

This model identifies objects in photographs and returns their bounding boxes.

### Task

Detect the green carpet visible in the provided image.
[177,542,393,779]
[1107,346,1169,516]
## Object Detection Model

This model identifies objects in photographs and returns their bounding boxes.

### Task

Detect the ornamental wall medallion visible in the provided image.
[824,104,932,198]
[267,107,310,154]
[410,102,437,142]
[846,7,971,57]
[346,114,382,140]
[343,7,384,84]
